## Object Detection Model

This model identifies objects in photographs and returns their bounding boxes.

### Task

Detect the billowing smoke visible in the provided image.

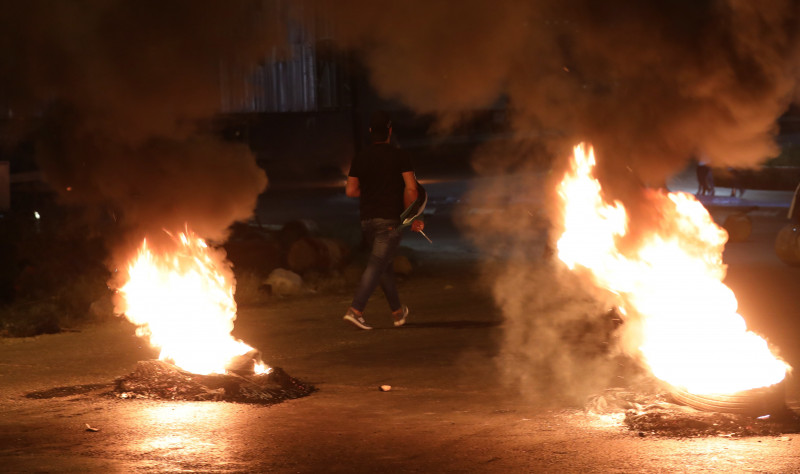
[317,0,800,401]
[321,0,800,177]
[457,173,631,404]
[0,0,276,259]
[489,260,624,405]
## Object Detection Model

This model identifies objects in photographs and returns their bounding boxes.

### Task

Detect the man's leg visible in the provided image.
[380,266,410,327]
[350,219,402,314]
[696,167,705,195]
[379,259,401,312]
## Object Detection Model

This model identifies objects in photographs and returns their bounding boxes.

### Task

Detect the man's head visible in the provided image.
[369,110,392,143]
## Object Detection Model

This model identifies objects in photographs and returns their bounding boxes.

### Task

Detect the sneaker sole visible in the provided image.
[343,314,372,330]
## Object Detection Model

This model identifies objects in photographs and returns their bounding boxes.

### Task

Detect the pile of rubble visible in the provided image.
[225,220,417,300]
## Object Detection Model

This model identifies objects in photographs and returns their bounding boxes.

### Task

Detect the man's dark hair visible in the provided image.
[369,110,392,142]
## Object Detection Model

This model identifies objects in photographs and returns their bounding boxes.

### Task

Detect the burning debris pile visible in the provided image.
[115,228,270,373]
[588,385,800,438]
[113,359,315,404]
[24,360,316,405]
[553,143,796,434]
[103,227,318,405]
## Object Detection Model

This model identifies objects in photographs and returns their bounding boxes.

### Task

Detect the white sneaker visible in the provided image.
[392,305,409,327]
[343,310,372,330]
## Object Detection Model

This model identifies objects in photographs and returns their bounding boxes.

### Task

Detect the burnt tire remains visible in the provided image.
[113,359,316,404]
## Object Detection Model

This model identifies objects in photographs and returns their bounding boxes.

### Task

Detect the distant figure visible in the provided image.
[343,111,425,330]
[696,159,715,196]
[728,167,745,198]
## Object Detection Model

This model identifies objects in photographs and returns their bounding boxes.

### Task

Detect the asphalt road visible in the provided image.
[2,175,800,472]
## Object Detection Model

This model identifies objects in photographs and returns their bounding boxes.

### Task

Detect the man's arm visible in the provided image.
[402,171,418,208]
[346,176,360,197]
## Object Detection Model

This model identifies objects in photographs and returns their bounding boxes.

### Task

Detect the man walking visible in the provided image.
[343,111,425,330]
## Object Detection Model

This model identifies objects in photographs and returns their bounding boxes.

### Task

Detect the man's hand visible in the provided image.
[411,220,424,232]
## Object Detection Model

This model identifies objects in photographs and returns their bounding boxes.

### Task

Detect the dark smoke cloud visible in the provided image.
[1,0,276,257]
[6,0,797,246]
[36,109,266,254]
[2,1,281,142]
[320,0,800,179]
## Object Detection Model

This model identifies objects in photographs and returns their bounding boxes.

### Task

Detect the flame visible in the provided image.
[117,229,268,375]
[555,143,788,395]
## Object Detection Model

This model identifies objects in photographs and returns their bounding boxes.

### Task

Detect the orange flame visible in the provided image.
[556,143,788,395]
[117,229,268,375]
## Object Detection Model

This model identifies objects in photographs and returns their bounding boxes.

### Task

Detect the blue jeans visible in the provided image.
[350,218,403,313]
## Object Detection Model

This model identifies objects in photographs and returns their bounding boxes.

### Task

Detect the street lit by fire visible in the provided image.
[556,143,789,395]
[117,229,268,375]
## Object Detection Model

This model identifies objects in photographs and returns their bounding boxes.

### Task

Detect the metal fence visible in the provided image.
[219,1,350,114]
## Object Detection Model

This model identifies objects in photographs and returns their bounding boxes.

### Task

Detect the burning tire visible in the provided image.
[668,381,786,416]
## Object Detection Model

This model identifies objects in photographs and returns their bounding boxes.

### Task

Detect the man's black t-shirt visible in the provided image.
[348,143,414,220]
